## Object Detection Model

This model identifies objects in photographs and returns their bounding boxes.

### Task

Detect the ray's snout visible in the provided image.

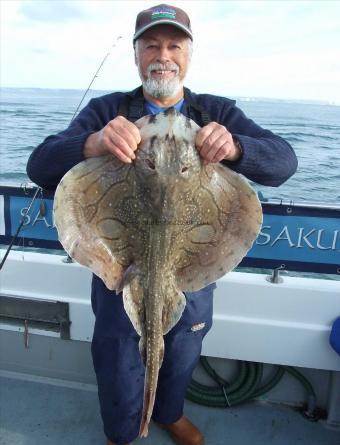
[137,135,200,180]
[141,155,191,176]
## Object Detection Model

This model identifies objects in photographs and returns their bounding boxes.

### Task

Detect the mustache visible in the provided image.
[146,63,179,76]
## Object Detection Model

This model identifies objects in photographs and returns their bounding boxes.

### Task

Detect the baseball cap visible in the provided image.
[133,4,193,42]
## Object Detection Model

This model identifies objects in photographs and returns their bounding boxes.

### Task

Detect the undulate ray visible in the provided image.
[53,108,263,438]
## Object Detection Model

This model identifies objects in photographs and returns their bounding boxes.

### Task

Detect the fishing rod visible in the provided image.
[0,36,123,269]
[70,36,122,122]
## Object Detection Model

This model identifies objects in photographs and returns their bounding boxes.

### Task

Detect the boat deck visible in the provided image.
[1,372,339,445]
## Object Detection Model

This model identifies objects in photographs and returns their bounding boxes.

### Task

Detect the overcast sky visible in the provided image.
[1,0,339,104]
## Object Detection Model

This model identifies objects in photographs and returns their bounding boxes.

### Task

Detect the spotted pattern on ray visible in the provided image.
[53,109,262,438]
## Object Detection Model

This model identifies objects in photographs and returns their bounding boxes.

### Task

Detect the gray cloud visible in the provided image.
[19,0,89,23]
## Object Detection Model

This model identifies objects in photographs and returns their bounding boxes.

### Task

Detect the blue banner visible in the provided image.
[243,205,340,274]
[0,186,59,250]
[1,185,339,274]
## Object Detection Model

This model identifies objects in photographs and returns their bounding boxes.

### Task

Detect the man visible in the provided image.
[27,4,298,445]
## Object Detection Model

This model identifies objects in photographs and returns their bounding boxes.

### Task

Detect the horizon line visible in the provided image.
[0,85,338,107]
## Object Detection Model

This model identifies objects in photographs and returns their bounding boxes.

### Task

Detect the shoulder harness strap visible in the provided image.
[117,86,145,122]
[184,87,211,126]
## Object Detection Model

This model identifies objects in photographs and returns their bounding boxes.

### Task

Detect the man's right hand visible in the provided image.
[84,116,141,163]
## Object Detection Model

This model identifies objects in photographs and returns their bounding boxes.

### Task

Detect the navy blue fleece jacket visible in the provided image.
[26,87,297,189]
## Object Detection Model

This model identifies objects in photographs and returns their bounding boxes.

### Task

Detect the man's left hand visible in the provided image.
[195,122,242,163]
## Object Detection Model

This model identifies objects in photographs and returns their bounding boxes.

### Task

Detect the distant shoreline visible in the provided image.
[0,86,338,107]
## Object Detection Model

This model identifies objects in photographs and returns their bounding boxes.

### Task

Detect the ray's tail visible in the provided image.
[139,334,164,437]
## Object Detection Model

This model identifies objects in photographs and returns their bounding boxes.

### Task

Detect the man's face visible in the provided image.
[135,25,192,99]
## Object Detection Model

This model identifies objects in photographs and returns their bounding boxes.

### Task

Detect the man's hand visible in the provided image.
[195,122,242,164]
[84,116,141,163]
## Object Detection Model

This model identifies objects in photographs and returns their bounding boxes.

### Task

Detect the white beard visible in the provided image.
[139,63,183,99]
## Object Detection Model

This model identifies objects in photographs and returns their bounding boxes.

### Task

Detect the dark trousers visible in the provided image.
[90,274,215,444]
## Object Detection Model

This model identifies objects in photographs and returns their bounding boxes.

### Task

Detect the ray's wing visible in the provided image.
[174,164,263,291]
[53,155,145,290]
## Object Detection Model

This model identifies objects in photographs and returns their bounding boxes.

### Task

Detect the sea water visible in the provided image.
[1,86,339,205]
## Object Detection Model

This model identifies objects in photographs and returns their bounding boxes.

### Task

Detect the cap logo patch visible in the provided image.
[151,7,176,21]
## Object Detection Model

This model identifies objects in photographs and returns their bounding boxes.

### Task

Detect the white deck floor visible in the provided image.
[1,373,339,445]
